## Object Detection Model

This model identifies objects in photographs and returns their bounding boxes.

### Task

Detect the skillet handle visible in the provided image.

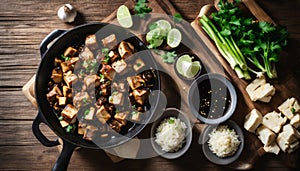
[40,29,66,56]
[51,139,76,171]
[32,112,60,147]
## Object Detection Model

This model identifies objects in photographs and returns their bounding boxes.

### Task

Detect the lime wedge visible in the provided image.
[176,55,201,78]
[155,19,172,32]
[167,28,182,48]
[117,5,133,28]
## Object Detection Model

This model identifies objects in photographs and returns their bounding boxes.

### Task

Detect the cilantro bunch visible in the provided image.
[134,0,152,17]
[200,0,288,79]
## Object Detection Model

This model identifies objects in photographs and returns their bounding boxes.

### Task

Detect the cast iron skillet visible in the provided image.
[32,23,160,171]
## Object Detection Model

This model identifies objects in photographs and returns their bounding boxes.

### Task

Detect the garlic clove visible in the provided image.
[57,4,77,23]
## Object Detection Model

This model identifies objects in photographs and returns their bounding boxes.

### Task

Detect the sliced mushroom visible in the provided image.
[132,89,150,105]
[96,105,111,124]
[61,104,78,123]
[102,34,117,49]
[46,85,62,102]
[51,67,63,83]
[118,41,134,59]
[64,46,78,57]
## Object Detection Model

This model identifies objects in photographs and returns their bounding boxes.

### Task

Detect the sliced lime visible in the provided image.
[167,28,182,48]
[155,19,172,32]
[117,5,133,28]
[176,55,201,78]
[146,28,164,47]
[176,54,192,75]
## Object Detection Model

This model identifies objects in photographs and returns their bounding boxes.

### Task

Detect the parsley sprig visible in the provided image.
[134,0,152,17]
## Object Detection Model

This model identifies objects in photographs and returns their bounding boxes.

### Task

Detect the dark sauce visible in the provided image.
[197,79,231,119]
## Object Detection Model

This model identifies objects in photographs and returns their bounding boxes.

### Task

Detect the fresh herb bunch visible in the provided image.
[134,0,152,17]
[201,0,288,79]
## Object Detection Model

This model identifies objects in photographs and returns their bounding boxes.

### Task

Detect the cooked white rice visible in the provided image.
[208,125,240,158]
[155,117,187,152]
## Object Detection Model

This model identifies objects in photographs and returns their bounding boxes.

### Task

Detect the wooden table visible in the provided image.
[1,0,300,170]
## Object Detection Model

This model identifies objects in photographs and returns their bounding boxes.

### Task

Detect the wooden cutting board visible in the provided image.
[191,0,300,169]
[22,0,300,169]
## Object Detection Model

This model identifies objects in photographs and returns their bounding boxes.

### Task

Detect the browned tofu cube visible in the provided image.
[108,50,119,62]
[51,68,63,83]
[61,104,78,123]
[85,34,98,50]
[63,71,78,87]
[96,105,111,124]
[112,59,127,74]
[102,34,117,49]
[58,97,67,106]
[79,46,94,61]
[78,122,87,135]
[60,120,69,128]
[114,111,129,122]
[100,64,116,80]
[108,92,124,105]
[118,41,134,59]
[83,74,98,89]
[60,62,72,73]
[83,125,98,141]
[132,89,150,105]
[46,85,62,102]
[127,75,145,90]
[84,107,95,120]
[109,119,123,132]
[133,58,145,72]
[73,92,90,108]
[131,111,142,122]
[64,47,77,57]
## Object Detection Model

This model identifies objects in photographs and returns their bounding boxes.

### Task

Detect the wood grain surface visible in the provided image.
[1,0,300,170]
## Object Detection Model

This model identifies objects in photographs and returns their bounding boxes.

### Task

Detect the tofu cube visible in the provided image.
[61,104,78,123]
[131,111,142,122]
[277,132,289,152]
[262,111,287,133]
[85,34,98,50]
[293,98,300,112]
[264,142,280,155]
[109,92,124,105]
[282,124,300,142]
[244,109,263,133]
[60,120,69,128]
[58,97,67,106]
[63,46,77,57]
[102,34,117,49]
[256,125,276,145]
[96,105,111,124]
[112,59,127,73]
[288,141,299,154]
[133,58,145,72]
[84,107,95,120]
[246,76,266,93]
[290,114,300,128]
[252,83,275,102]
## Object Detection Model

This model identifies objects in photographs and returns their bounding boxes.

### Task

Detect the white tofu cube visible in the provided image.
[278,98,295,112]
[290,114,300,128]
[262,111,287,133]
[244,109,263,133]
[276,132,289,152]
[246,76,266,93]
[256,125,276,145]
[282,124,300,141]
[293,98,300,112]
[264,142,280,155]
[252,83,275,102]
[281,108,295,120]
[287,141,299,154]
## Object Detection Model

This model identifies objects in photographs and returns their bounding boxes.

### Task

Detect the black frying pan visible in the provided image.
[32,23,160,171]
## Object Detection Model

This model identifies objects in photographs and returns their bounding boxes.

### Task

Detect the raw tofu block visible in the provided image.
[293,98,300,112]
[278,98,295,110]
[281,108,295,120]
[246,76,266,93]
[287,141,299,154]
[252,83,275,102]
[244,109,263,133]
[290,114,300,128]
[257,125,276,145]
[282,124,300,141]
[277,132,289,152]
[264,142,280,155]
[262,111,287,133]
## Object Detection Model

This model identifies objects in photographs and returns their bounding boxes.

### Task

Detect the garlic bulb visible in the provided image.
[57,4,77,23]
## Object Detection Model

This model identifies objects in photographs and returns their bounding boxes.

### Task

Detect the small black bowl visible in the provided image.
[188,73,237,125]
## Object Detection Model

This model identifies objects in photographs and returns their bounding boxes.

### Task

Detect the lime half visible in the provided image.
[146,28,164,47]
[167,28,182,48]
[176,54,201,78]
[117,5,133,28]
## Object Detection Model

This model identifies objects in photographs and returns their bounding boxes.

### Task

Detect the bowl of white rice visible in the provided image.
[150,108,192,159]
[199,120,244,165]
